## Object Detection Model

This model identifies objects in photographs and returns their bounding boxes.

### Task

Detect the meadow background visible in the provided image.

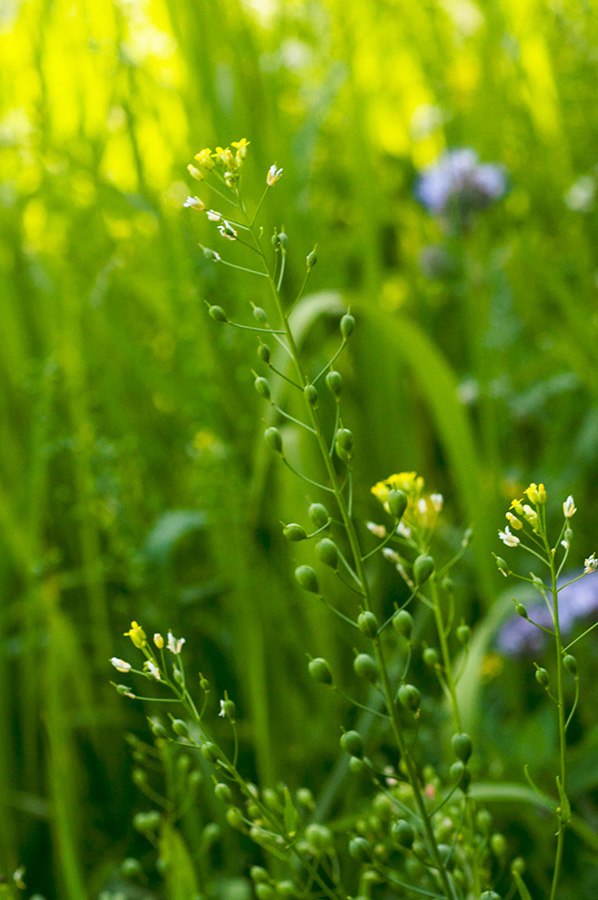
[2,0,598,896]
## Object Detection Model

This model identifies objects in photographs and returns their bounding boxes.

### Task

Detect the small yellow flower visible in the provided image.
[187,164,204,181]
[506,511,523,530]
[232,137,250,162]
[124,621,147,649]
[524,483,543,505]
[194,148,215,169]
[213,146,235,168]
[509,498,524,514]
[153,633,164,649]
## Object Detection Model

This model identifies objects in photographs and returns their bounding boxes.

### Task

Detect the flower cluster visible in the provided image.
[371,471,442,536]
[416,148,508,219]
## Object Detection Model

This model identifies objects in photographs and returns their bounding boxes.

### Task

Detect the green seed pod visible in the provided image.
[451,733,473,763]
[251,866,269,883]
[253,306,268,323]
[271,232,281,248]
[133,810,161,833]
[315,538,339,568]
[305,823,332,853]
[349,836,371,860]
[413,554,434,586]
[214,782,233,804]
[325,370,342,396]
[203,248,221,262]
[393,609,413,639]
[456,624,471,644]
[353,653,378,683]
[563,654,577,675]
[222,699,236,720]
[423,647,439,668]
[201,741,220,763]
[172,719,189,738]
[121,857,142,879]
[459,768,472,792]
[257,343,271,363]
[255,885,275,899]
[480,892,501,900]
[283,523,307,542]
[340,730,364,758]
[476,809,492,834]
[495,556,508,573]
[177,754,191,775]
[262,788,279,810]
[278,232,288,249]
[450,760,465,783]
[349,756,367,774]
[116,684,133,696]
[340,313,355,338]
[308,502,330,528]
[296,787,315,809]
[188,770,203,791]
[199,674,210,692]
[306,250,317,269]
[516,603,528,618]
[295,565,319,593]
[535,667,549,687]
[254,376,271,399]
[358,611,379,638]
[387,489,408,520]
[276,880,296,897]
[511,857,526,875]
[564,527,573,542]
[490,833,507,859]
[304,384,318,406]
[391,819,415,849]
[334,428,354,461]
[247,802,261,819]
[226,807,244,830]
[264,427,283,453]
[398,683,421,712]
[149,719,168,739]
[308,657,333,684]
[208,305,227,322]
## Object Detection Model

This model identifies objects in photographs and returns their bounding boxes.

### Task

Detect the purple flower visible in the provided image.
[497,570,598,656]
[416,149,508,218]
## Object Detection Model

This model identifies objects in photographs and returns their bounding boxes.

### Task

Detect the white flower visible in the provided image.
[110,657,131,673]
[144,660,161,680]
[499,526,520,548]
[561,539,570,551]
[417,498,428,515]
[183,195,205,210]
[584,554,598,574]
[219,699,226,717]
[366,521,386,538]
[396,521,412,538]
[266,164,283,186]
[206,209,222,221]
[382,548,400,564]
[167,631,185,655]
[430,493,444,512]
[522,504,539,527]
[218,221,237,240]
[563,496,577,518]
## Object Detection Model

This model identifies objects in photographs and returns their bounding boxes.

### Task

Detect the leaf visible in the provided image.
[159,820,200,900]
[513,870,533,900]
[283,786,298,838]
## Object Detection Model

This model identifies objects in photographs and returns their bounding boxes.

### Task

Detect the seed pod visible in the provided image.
[325,370,342,396]
[353,653,378,683]
[535,667,549,687]
[490,833,507,859]
[316,538,338,568]
[451,733,473,763]
[133,810,161,833]
[222,699,236,720]
[214,783,233,804]
[295,565,319,593]
[304,384,318,406]
[253,306,268,323]
[349,836,371,860]
[264,427,283,453]
[349,756,367,774]
[340,730,363,758]
[276,881,295,897]
[132,768,146,786]
[391,819,415,849]
[278,232,288,249]
[437,844,455,871]
[254,376,271,399]
[305,823,332,853]
[121,858,142,879]
[306,250,317,269]
[450,760,465,783]
[149,720,168,739]
[257,343,271,363]
[423,647,439,668]
[226,807,244,830]
[398,683,421,712]
[456,624,471,644]
[251,866,269,883]
[387,489,408,520]
[480,892,501,900]
[414,554,434,586]
[511,857,526,875]
[393,609,413,639]
[563,654,577,675]
[335,428,354,461]
[495,556,508,573]
[208,305,227,322]
[308,657,333,684]
[172,719,189,738]
[516,603,528,618]
[308,503,329,528]
[340,313,355,338]
[283,523,307,542]
[358,611,379,638]
[201,741,220,763]
[476,809,492,833]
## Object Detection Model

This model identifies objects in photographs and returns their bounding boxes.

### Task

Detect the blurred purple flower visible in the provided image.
[497,570,598,656]
[416,149,508,218]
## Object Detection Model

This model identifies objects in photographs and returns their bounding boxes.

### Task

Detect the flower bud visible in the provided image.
[208,305,227,322]
[308,657,333,684]
[172,719,190,738]
[451,733,473,763]
[393,609,413,639]
[264,427,283,453]
[122,857,142,879]
[132,768,146,786]
[495,555,508,575]
[340,730,364,758]
[387,489,408,520]
[295,565,319,593]
[306,250,317,269]
[476,809,492,834]
[222,698,236,720]
[278,231,288,249]
[340,313,355,338]
[358,611,379,638]
[349,836,371,860]
[391,820,415,849]
[214,782,233,804]
[398,683,421,712]
[296,787,315,809]
[325,370,342,396]
[315,538,338,568]
[257,343,271,363]
[349,756,367,774]
[490,833,507,858]
[305,823,332,853]
[414,554,434,586]
[308,503,329,528]
[253,306,268,323]
[423,647,438,667]
[133,810,161,833]
[511,857,525,875]
[250,866,269,883]
[226,807,244,830]
[563,654,577,675]
[456,624,471,644]
[149,719,168,739]
[535,667,549,687]
[201,741,220,763]
[254,376,271,399]
[304,384,318,406]
[353,653,378,683]
[334,428,354,461]
[276,881,295,898]
[283,523,307,542]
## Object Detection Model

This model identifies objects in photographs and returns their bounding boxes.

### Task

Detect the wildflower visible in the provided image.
[219,699,226,717]
[524,482,546,505]
[498,526,520,547]
[124,621,146,649]
[396,521,412,538]
[218,221,237,240]
[585,554,598,574]
[366,521,386,538]
[232,137,250,163]
[187,164,204,181]
[416,148,507,217]
[266,164,283,186]
[506,512,523,530]
[167,631,185,655]
[430,493,443,512]
[382,547,400,564]
[153,633,164,649]
[144,660,161,680]
[110,657,132,673]
[213,146,235,168]
[206,209,222,221]
[521,504,539,529]
[183,195,205,210]
[563,496,577,518]
[194,148,215,169]
[510,498,524,515]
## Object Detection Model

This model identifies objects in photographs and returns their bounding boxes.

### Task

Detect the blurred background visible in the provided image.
[2,0,598,896]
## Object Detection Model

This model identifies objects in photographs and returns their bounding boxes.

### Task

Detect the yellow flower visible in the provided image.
[153,633,164,649]
[524,483,544,505]
[124,621,147,649]
[506,511,523,530]
[213,146,235,168]
[509,498,524,514]
[232,138,250,163]
[371,472,438,530]
[194,148,215,169]
[371,472,424,504]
